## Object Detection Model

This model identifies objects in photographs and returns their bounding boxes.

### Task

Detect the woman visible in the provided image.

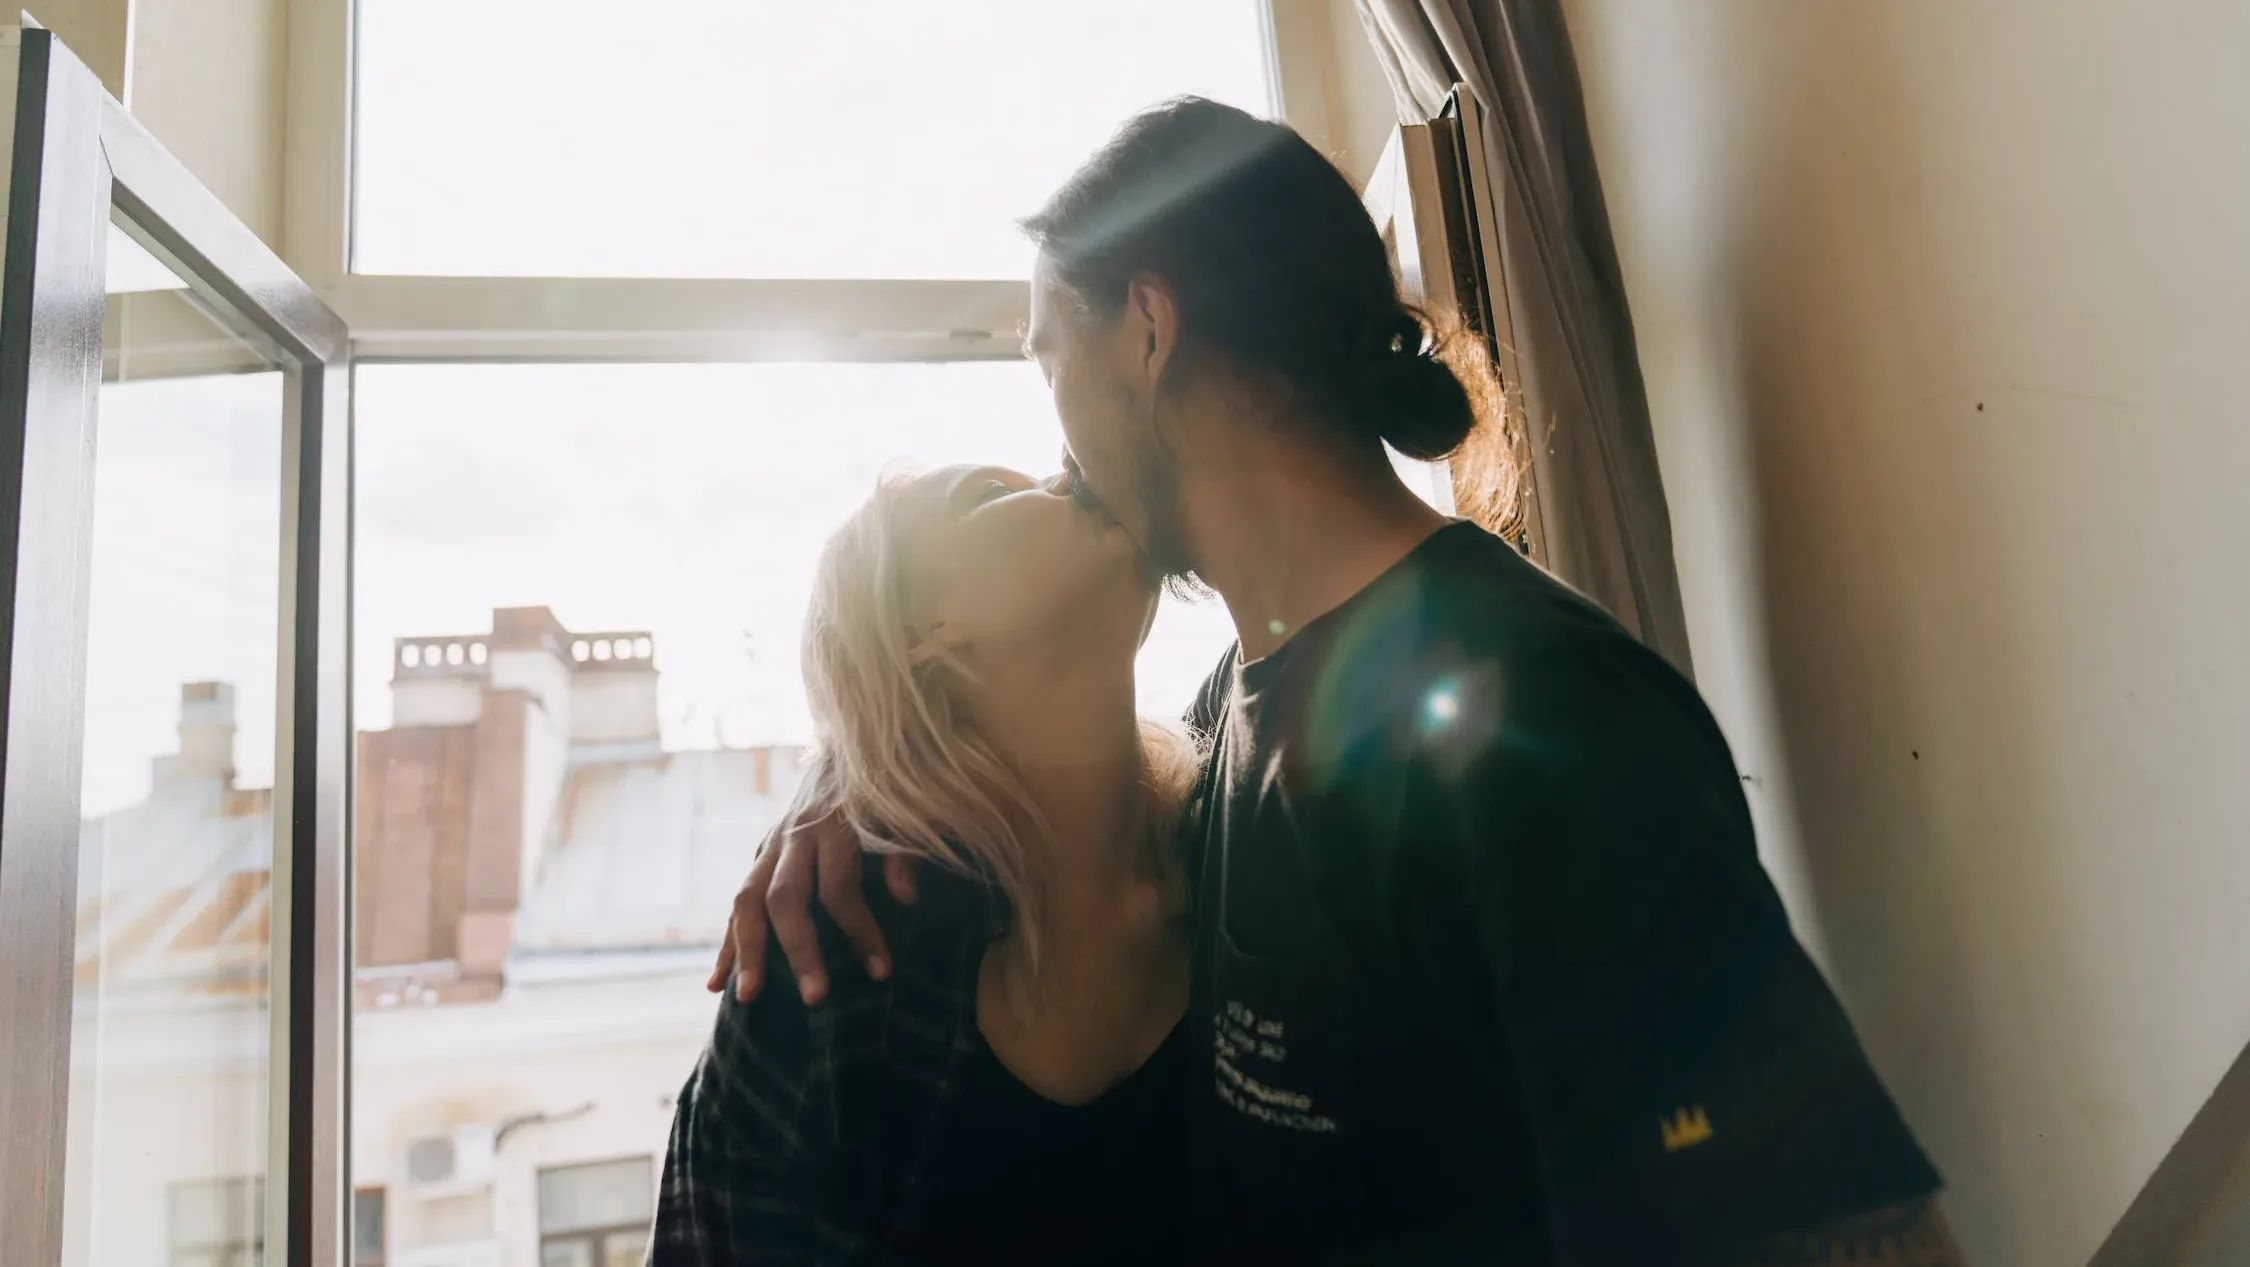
[650,461,1201,1265]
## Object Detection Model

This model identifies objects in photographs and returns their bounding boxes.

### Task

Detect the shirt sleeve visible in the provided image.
[649,956,829,1267]
[1434,633,1941,1264]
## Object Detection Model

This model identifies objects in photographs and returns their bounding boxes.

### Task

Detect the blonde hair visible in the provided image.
[801,474,1200,966]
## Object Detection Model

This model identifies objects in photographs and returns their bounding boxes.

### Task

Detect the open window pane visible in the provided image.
[349,363,1233,1264]
[66,216,286,1267]
[353,1,1274,279]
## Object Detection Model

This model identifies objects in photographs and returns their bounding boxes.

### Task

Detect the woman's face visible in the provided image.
[896,463,1157,667]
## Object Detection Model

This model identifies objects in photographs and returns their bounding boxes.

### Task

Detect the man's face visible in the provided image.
[1025,253,1192,580]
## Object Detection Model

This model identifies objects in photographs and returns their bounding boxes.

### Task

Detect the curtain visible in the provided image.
[1358,0,1694,676]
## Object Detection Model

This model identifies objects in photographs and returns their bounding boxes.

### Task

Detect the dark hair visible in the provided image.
[1022,97,1497,464]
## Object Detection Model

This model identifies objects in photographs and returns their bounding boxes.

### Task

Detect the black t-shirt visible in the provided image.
[1183,522,1939,1265]
[911,1020,1193,1265]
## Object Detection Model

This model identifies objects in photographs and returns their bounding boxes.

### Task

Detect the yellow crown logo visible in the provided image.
[1660,1106,1713,1152]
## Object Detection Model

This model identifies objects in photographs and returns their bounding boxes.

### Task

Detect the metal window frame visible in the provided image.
[0,25,352,1267]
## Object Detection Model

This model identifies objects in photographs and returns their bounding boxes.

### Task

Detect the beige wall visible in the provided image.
[1273,0,1397,187]
[24,0,129,96]
[24,0,286,245]
[1549,2,2250,1264]
[1320,0,1396,186]
[127,0,288,245]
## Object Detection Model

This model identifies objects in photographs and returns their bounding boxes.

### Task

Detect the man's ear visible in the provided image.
[1123,273,1180,391]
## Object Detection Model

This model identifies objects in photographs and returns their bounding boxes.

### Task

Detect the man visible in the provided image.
[714,98,1964,1265]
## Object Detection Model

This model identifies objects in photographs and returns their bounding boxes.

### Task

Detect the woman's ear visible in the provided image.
[906,620,953,668]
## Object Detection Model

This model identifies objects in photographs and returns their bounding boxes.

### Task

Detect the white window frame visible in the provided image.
[279,0,1364,364]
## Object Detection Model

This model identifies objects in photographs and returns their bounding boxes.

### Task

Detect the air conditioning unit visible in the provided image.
[403,1123,500,1198]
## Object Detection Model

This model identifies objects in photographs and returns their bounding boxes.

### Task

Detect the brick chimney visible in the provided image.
[361,610,572,1000]
[358,607,662,1003]
[563,628,660,751]
[152,681,236,787]
[390,632,489,728]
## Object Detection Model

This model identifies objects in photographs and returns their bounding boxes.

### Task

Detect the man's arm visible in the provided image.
[1739,1197,1967,1266]
[1425,632,1950,1265]
[710,750,917,1005]
[714,645,1239,1006]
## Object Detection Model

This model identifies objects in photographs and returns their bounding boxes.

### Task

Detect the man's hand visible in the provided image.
[706,804,919,1006]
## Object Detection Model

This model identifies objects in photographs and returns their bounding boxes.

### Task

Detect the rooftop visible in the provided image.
[76,609,806,1006]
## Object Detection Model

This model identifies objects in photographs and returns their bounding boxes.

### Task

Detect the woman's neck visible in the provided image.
[972,662,1166,904]
[968,657,1186,1031]
[970,661,1192,1096]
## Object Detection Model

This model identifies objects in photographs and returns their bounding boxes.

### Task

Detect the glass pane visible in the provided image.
[354,1,1273,278]
[64,216,285,1267]
[536,1157,654,1236]
[348,364,1235,1259]
[540,1242,593,1267]
[169,1178,264,1251]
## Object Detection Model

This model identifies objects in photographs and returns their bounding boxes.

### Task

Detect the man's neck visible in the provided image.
[1180,421,1452,662]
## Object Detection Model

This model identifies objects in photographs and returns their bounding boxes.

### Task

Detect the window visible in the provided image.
[305,8,1370,1263]
[352,0,1276,279]
[347,362,1236,1259]
[70,217,289,1267]
[353,1189,387,1267]
[7,5,1388,1263]
[351,361,1234,737]
[537,1158,655,1267]
[169,1178,264,1267]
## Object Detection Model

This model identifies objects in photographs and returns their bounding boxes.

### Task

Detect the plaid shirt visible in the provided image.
[650,861,1007,1267]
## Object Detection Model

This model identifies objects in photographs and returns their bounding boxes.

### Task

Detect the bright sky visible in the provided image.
[83,372,284,818]
[81,358,1248,819]
[353,0,1276,278]
[353,362,1241,752]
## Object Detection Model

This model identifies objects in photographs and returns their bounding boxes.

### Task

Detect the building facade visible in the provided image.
[70,608,803,1267]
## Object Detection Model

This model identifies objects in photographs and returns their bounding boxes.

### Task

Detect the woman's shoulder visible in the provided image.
[696,853,993,1191]
[711,855,996,1062]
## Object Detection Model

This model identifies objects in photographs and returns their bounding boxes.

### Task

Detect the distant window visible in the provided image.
[353,1,1275,279]
[169,1177,262,1267]
[353,1189,387,1267]
[537,1157,654,1267]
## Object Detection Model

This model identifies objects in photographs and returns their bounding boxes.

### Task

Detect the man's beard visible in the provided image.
[1117,394,1209,601]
